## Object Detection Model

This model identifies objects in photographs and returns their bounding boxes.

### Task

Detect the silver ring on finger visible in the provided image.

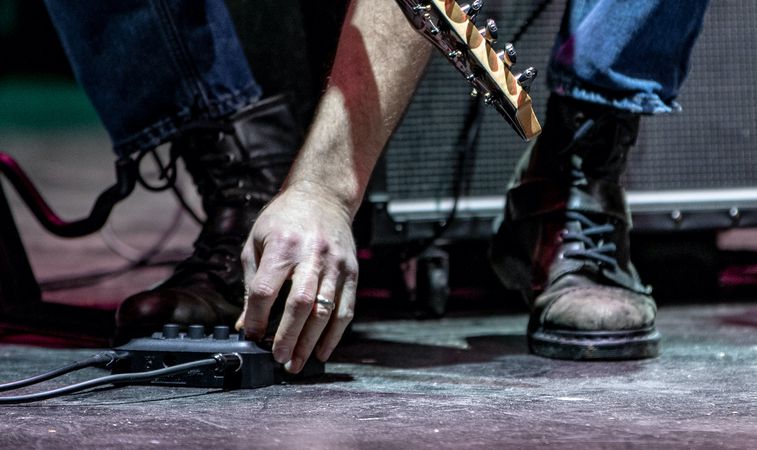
[315,294,336,311]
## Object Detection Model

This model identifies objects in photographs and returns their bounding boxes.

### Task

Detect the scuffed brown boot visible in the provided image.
[491,95,659,360]
[115,95,301,340]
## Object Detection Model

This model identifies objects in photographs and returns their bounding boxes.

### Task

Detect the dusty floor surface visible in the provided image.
[1,112,756,449]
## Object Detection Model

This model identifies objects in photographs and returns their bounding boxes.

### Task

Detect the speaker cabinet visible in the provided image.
[367,0,757,245]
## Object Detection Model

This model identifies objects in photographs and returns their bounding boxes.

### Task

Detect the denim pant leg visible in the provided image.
[43,0,262,157]
[548,0,710,114]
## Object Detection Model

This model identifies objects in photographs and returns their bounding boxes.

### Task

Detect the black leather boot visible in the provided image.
[115,96,301,339]
[490,95,659,360]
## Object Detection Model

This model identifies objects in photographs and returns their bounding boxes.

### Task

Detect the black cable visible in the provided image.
[37,147,198,291]
[401,0,554,262]
[0,353,240,405]
[149,149,204,225]
[403,96,484,261]
[508,0,554,45]
[135,147,178,193]
[0,352,119,393]
[170,182,204,225]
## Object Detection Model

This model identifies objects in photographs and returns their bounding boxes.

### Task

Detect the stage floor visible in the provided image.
[1,99,757,448]
[1,304,757,448]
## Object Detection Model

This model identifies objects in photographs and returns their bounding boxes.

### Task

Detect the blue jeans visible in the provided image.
[43,0,261,157]
[548,0,710,114]
[44,0,708,157]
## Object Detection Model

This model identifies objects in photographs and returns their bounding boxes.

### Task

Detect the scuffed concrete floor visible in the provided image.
[1,126,757,448]
[1,305,757,448]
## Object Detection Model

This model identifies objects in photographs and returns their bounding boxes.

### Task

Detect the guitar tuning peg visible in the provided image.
[479,18,498,43]
[468,0,484,23]
[516,67,537,93]
[498,43,516,66]
[504,42,516,65]
[460,3,471,15]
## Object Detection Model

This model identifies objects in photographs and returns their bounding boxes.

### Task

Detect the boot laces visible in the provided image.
[561,211,618,268]
[177,135,291,206]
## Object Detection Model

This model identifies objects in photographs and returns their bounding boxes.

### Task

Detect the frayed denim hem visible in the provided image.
[550,81,681,115]
[112,82,261,157]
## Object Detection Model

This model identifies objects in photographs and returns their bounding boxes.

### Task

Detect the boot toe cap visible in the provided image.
[540,284,656,331]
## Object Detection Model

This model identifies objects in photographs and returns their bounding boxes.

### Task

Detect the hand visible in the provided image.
[236,184,358,373]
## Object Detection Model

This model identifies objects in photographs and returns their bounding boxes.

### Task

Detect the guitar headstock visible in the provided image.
[396,0,542,141]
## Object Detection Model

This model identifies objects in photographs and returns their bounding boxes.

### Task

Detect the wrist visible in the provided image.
[283,178,363,220]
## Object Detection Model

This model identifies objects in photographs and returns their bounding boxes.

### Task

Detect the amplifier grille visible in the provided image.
[383,0,757,199]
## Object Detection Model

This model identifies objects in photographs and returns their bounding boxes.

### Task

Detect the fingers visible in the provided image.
[271,263,321,364]
[315,270,357,362]
[241,245,292,341]
[238,197,358,374]
[265,261,357,374]
[284,270,340,373]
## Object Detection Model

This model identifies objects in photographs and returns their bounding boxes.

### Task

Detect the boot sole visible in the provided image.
[528,326,661,360]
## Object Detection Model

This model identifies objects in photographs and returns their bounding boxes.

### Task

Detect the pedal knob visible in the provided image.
[187,324,205,339]
[213,325,230,340]
[162,323,180,339]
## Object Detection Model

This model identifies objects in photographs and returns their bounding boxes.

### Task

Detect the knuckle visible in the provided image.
[345,266,359,281]
[240,247,254,271]
[311,237,330,255]
[290,291,314,312]
[342,258,359,278]
[249,283,277,300]
[275,231,301,251]
[312,304,333,321]
[241,244,254,262]
[337,307,355,324]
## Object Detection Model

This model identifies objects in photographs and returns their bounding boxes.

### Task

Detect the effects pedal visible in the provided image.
[111,324,324,389]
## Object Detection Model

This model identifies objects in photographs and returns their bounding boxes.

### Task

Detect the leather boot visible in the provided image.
[115,95,302,340]
[490,95,659,360]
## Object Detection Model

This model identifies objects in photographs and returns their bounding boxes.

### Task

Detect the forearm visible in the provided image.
[284,0,431,217]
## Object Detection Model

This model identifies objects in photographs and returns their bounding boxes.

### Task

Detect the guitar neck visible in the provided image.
[396,0,542,141]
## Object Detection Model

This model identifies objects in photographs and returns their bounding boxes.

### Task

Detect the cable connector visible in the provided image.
[212,353,243,373]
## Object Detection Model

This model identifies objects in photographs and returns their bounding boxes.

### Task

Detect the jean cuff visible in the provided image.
[548,74,681,115]
[112,81,261,157]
